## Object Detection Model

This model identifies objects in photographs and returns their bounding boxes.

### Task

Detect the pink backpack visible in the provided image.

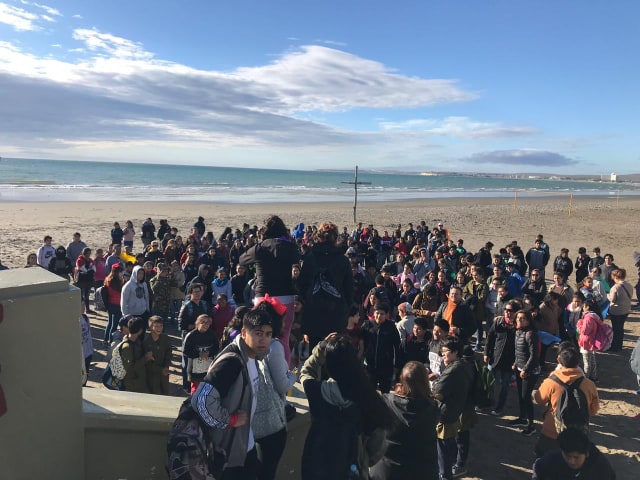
[593,317,613,352]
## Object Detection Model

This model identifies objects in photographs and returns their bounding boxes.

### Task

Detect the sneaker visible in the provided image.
[452,465,468,478]
[521,425,536,436]
[508,418,528,427]
[490,409,503,416]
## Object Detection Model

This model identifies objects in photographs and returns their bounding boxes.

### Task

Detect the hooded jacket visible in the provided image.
[121,265,150,316]
[370,393,439,480]
[48,246,74,280]
[533,367,599,439]
[299,344,386,480]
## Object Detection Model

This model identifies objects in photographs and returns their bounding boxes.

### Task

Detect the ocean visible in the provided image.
[0,158,636,203]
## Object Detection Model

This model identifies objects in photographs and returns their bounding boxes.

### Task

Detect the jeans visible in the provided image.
[104,304,122,343]
[516,372,538,424]
[437,436,457,479]
[455,429,470,467]
[493,368,513,412]
[581,349,598,380]
[609,314,628,351]
[80,285,91,311]
[256,428,287,480]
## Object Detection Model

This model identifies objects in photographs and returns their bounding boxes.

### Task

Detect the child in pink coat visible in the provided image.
[576,298,602,382]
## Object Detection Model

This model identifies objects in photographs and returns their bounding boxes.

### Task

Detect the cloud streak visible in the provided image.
[463,149,580,167]
[380,116,536,138]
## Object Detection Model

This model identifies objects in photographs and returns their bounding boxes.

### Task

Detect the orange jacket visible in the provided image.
[533,367,599,439]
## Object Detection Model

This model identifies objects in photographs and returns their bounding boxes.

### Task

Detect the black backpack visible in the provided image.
[310,265,343,310]
[549,374,590,433]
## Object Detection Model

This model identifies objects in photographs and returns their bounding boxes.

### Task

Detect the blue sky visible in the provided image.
[0,0,638,174]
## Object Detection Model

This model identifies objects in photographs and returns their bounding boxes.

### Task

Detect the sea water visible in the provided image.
[0,158,636,203]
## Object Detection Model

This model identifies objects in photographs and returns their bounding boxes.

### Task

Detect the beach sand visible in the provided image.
[0,196,639,478]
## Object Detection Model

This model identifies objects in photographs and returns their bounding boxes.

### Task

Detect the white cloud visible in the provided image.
[380,116,536,138]
[32,2,61,17]
[72,29,154,60]
[0,2,39,31]
[234,46,476,113]
[72,14,82,19]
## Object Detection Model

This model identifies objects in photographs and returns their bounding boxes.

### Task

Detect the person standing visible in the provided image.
[190,310,277,479]
[484,299,521,416]
[370,361,439,480]
[526,239,550,280]
[240,215,300,364]
[66,232,87,264]
[37,235,56,267]
[510,310,541,437]
[144,316,172,395]
[607,268,633,351]
[533,343,599,458]
[432,337,473,480]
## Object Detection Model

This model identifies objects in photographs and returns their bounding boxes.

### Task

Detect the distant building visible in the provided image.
[610,173,617,183]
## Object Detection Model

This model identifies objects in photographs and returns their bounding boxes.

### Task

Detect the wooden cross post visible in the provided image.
[341,166,372,223]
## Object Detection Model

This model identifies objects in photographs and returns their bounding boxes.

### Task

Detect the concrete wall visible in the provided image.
[0,268,84,480]
[0,268,310,480]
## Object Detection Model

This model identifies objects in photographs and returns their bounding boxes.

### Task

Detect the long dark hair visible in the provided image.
[263,215,288,239]
[105,266,123,290]
[324,335,394,431]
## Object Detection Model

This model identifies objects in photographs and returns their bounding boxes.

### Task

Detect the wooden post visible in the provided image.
[568,193,574,217]
[341,166,371,223]
[513,191,518,210]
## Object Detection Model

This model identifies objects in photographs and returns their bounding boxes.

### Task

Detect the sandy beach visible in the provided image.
[0,196,639,479]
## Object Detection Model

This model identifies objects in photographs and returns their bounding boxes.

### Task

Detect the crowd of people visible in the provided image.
[5,214,638,480]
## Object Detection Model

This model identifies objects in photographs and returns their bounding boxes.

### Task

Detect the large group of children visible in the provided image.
[7,214,638,480]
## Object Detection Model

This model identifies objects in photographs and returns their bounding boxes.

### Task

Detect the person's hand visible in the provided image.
[162,367,170,377]
[483,355,489,364]
[233,410,249,427]
[303,334,310,344]
[145,352,154,361]
[428,372,438,380]
[324,332,338,342]
[520,371,527,379]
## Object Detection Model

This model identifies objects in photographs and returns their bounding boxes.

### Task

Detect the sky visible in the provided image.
[0,0,638,174]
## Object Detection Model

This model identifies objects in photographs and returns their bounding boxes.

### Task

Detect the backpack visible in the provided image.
[593,320,613,352]
[310,265,343,311]
[471,361,496,409]
[95,286,108,311]
[167,348,247,480]
[301,403,368,480]
[549,374,590,433]
[109,339,128,381]
[166,399,218,480]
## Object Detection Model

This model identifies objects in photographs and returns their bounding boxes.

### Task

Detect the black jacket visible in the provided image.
[239,238,300,297]
[298,243,353,339]
[433,301,475,342]
[362,320,401,371]
[370,394,439,480]
[533,443,616,480]
[484,316,516,371]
